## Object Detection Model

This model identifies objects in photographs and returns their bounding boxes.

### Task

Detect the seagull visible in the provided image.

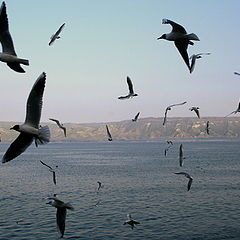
[2,72,50,163]
[97,181,102,191]
[234,72,240,76]
[132,112,140,122]
[164,140,173,157]
[123,214,140,229]
[189,107,200,118]
[157,18,199,72]
[46,196,74,238]
[205,121,210,135]
[179,144,185,167]
[106,125,112,141]
[189,53,211,73]
[49,23,65,46]
[174,172,193,191]
[225,102,240,117]
[167,140,173,145]
[40,160,57,185]
[163,101,187,125]
[0,2,29,73]
[49,118,66,137]
[118,76,138,100]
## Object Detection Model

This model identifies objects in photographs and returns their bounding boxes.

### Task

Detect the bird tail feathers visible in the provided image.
[64,202,74,210]
[187,33,200,41]
[35,125,50,145]
[18,58,29,66]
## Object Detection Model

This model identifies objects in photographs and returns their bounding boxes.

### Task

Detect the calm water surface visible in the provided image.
[0,140,240,239]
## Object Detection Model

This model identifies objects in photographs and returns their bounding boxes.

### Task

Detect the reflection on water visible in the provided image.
[0,140,240,239]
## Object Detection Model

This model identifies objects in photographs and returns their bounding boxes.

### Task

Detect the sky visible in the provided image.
[0,0,240,123]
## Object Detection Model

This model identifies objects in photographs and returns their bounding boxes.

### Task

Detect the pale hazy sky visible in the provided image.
[0,0,240,123]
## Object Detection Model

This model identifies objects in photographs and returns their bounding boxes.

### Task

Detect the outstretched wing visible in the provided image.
[187,178,193,191]
[49,118,60,126]
[0,2,16,55]
[162,19,187,34]
[2,133,33,163]
[40,160,53,170]
[127,76,134,94]
[163,108,169,126]
[106,125,112,139]
[175,40,190,71]
[168,101,187,108]
[25,72,46,128]
[56,208,66,238]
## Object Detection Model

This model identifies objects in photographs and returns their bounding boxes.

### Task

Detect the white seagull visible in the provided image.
[118,76,138,100]
[40,160,57,185]
[132,112,140,122]
[163,101,187,125]
[123,214,140,229]
[174,172,193,191]
[0,2,29,73]
[49,23,65,46]
[189,107,200,118]
[189,53,211,73]
[157,18,199,72]
[106,125,112,141]
[225,101,240,117]
[46,196,74,238]
[2,72,50,163]
[49,118,66,137]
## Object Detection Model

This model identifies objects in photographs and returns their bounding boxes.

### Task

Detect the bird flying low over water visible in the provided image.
[189,107,200,118]
[49,118,66,137]
[46,196,74,238]
[179,144,185,167]
[132,112,140,122]
[2,73,50,163]
[123,214,140,229]
[106,125,112,141]
[225,101,240,117]
[206,121,210,135]
[40,160,57,185]
[97,181,102,191]
[49,23,65,46]
[118,76,138,100]
[0,1,29,73]
[157,19,199,72]
[174,172,193,191]
[189,53,211,73]
[163,101,187,125]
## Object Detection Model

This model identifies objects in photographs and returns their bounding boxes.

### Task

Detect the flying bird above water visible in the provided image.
[2,73,50,163]
[123,214,140,229]
[106,125,112,141]
[40,160,57,185]
[163,101,187,125]
[49,23,65,46]
[157,18,199,72]
[46,196,74,238]
[132,112,140,122]
[205,121,210,135]
[118,76,138,100]
[189,107,200,118]
[97,181,102,191]
[0,1,29,73]
[49,118,66,137]
[225,101,240,117]
[174,172,193,191]
[189,53,211,73]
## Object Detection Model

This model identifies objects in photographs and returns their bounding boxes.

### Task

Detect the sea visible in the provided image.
[0,139,240,240]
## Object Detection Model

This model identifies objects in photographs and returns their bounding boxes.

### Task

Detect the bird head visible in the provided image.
[10,125,20,132]
[157,34,166,40]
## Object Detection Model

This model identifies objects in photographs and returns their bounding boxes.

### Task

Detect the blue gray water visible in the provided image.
[0,140,240,239]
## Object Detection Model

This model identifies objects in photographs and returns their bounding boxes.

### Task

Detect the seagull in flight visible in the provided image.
[46,196,74,238]
[123,214,140,229]
[205,121,210,135]
[163,101,187,125]
[174,172,193,191]
[40,160,57,185]
[225,101,240,117]
[49,23,65,46]
[132,112,140,122]
[0,2,29,73]
[49,118,66,137]
[179,144,185,167]
[164,140,173,157]
[189,53,211,73]
[118,76,138,100]
[106,125,112,141]
[189,107,200,118]
[157,18,199,72]
[234,72,240,76]
[97,181,103,191]
[2,73,50,163]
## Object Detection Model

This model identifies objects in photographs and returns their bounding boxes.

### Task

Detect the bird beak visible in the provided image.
[10,127,13,130]
[157,36,163,40]
[46,202,51,205]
